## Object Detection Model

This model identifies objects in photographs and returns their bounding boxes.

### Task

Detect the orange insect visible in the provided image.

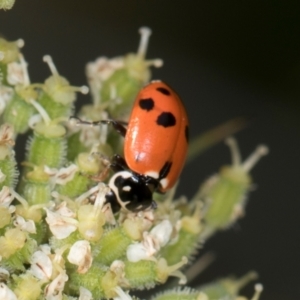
[73,80,189,211]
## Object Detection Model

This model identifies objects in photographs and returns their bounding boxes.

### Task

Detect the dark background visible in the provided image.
[1,1,299,299]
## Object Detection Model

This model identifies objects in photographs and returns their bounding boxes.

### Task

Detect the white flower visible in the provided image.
[126,242,149,262]
[30,249,53,280]
[40,244,52,255]
[86,56,124,105]
[6,61,26,85]
[109,260,130,287]
[44,270,68,300]
[110,260,125,275]
[126,220,173,262]
[0,124,14,145]
[14,215,36,234]
[150,220,173,247]
[44,164,79,186]
[0,283,17,300]
[45,202,78,239]
[78,119,108,146]
[67,240,92,274]
[86,56,124,83]
[0,188,16,218]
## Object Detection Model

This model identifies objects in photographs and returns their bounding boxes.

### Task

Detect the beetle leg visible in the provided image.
[110,154,128,172]
[104,119,127,137]
[70,116,127,137]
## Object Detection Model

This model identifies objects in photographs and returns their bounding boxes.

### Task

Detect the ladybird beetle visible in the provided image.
[72,80,189,212]
[103,80,189,212]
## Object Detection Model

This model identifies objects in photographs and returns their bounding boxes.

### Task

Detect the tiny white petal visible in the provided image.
[0,124,14,146]
[113,286,133,300]
[0,283,17,300]
[55,202,76,218]
[44,166,58,176]
[126,242,148,262]
[150,220,173,247]
[55,164,78,185]
[86,56,124,82]
[45,164,79,185]
[14,215,36,234]
[6,62,25,85]
[45,208,78,239]
[28,114,42,129]
[67,240,92,273]
[8,206,15,214]
[0,186,14,207]
[45,271,68,300]
[79,286,93,300]
[40,244,52,255]
[110,260,125,271]
[109,260,126,281]
[30,250,52,280]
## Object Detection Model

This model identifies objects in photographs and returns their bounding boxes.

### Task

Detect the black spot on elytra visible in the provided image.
[139,98,154,111]
[185,125,189,143]
[159,161,172,179]
[156,87,171,95]
[156,112,176,127]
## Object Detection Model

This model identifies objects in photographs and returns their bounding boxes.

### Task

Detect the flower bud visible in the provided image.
[199,138,268,238]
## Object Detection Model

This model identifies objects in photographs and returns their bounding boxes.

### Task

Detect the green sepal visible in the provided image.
[2,92,36,134]
[203,169,250,231]
[198,272,258,299]
[151,287,203,300]
[68,262,107,299]
[124,259,157,289]
[95,227,131,266]
[0,153,18,189]
[0,37,21,64]
[160,229,198,266]
[38,91,74,120]
[26,133,67,168]
[56,171,93,198]
[22,177,52,205]
[66,131,88,162]
[199,139,268,237]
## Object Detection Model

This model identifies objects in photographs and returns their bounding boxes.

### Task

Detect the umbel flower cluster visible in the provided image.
[0,27,268,300]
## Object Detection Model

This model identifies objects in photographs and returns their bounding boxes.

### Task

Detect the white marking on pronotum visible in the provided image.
[109,171,133,210]
[122,186,131,192]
